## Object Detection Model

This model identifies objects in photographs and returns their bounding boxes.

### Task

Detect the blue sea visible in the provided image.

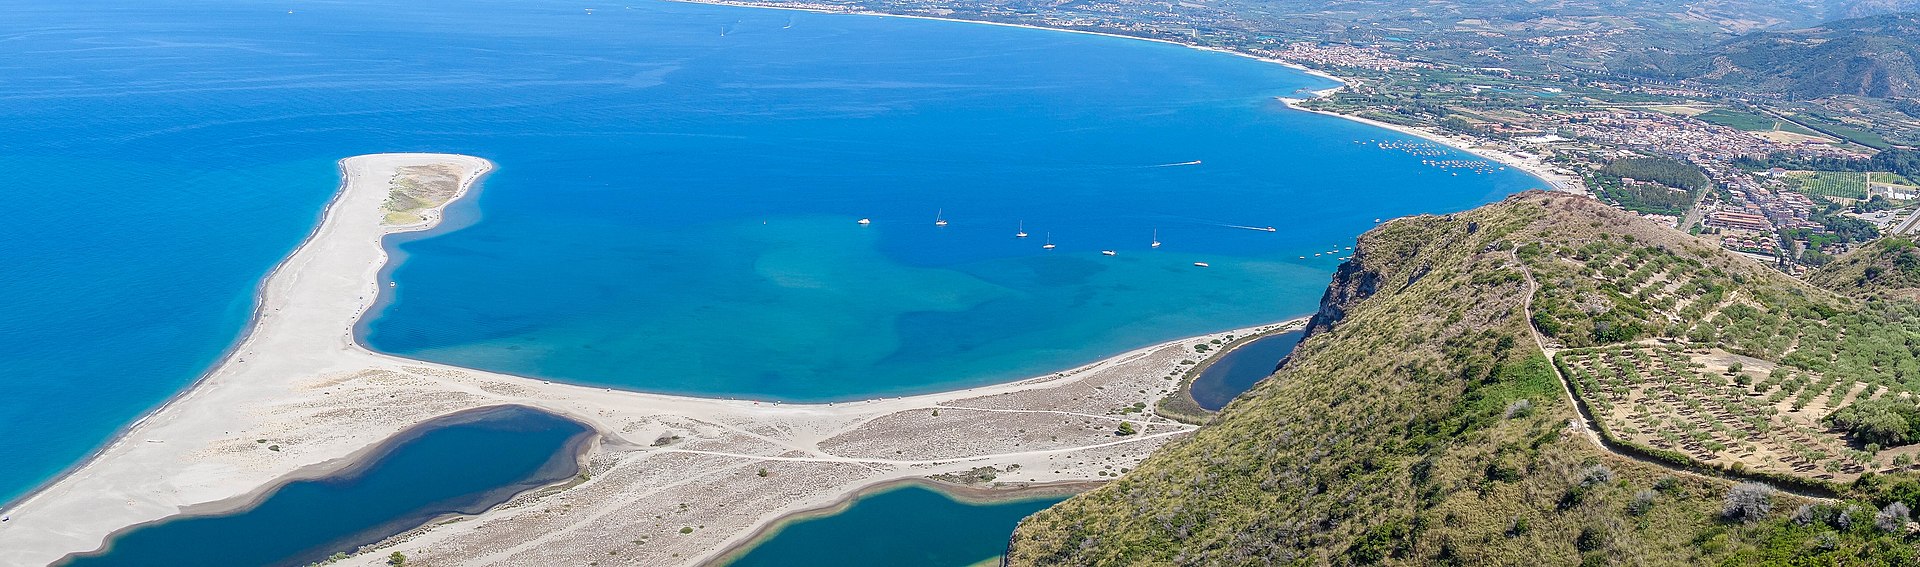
[0,0,1541,506]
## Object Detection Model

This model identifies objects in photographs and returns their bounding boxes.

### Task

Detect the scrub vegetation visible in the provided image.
[1007,192,1920,565]
[380,164,462,226]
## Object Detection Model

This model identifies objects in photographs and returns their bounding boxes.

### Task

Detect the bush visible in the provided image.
[1628,490,1657,516]
[1576,525,1607,552]
[388,552,407,566]
[1116,422,1137,436]
[1876,502,1911,532]
[1507,517,1530,537]
[1582,464,1614,486]
[1836,505,1860,530]
[1723,482,1775,523]
[1792,503,1821,525]
[1504,399,1534,419]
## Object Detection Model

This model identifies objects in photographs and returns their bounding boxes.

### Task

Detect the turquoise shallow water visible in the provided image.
[58,406,589,567]
[724,485,1067,567]
[0,0,1540,504]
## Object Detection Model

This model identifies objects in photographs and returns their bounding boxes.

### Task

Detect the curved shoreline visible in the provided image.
[702,477,1095,566]
[669,0,1575,195]
[1157,319,1307,423]
[0,153,1243,566]
[57,404,596,565]
[0,9,1556,550]
[666,0,1349,87]
[0,160,377,515]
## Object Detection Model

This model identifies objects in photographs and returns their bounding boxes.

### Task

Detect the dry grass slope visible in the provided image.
[1007,192,1920,566]
[1811,237,1920,302]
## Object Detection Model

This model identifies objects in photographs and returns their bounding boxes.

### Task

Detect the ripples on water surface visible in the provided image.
[0,0,1541,501]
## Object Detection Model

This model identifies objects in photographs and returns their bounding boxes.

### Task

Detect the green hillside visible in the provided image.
[1684,12,1920,99]
[1006,192,1920,565]
[1811,237,1920,301]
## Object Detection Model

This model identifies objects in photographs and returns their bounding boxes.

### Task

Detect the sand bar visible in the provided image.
[0,153,1293,566]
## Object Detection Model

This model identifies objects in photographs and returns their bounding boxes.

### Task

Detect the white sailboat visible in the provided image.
[857,218,871,225]
[934,209,948,227]
[1016,220,1028,238]
[1042,233,1056,250]
[1151,229,1161,248]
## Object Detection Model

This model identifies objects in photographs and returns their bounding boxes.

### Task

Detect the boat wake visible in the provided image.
[1150,160,1203,167]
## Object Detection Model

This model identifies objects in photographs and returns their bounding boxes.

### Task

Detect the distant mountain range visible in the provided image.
[1680,11,1920,99]
[1828,0,1920,19]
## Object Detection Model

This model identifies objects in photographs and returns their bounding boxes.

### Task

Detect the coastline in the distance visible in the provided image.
[671,0,1581,197]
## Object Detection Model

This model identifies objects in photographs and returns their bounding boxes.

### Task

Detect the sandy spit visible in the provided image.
[0,153,1294,566]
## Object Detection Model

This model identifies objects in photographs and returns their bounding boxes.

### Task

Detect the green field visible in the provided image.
[1697,109,1777,131]
[1786,171,1867,198]
[1795,113,1893,150]
[1784,170,1916,199]
[1698,109,1822,136]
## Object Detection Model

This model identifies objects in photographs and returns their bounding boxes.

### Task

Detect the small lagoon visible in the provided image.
[723,484,1067,567]
[1190,331,1303,410]
[58,406,590,567]
[2,0,1541,503]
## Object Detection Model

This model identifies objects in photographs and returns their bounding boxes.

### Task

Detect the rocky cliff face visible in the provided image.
[1302,249,1379,341]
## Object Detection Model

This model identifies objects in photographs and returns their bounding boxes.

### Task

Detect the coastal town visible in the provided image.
[1255,41,1917,276]
[18,1,1920,566]
[698,0,1920,278]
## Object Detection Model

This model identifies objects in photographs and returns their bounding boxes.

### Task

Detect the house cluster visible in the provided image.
[1262,42,1432,72]
[1557,111,1847,162]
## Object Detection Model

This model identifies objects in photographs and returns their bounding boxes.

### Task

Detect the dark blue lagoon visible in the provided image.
[57,406,590,567]
[0,0,1544,502]
[1190,331,1305,410]
[723,484,1067,567]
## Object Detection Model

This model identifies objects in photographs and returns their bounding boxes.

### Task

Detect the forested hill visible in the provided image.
[1679,11,1920,99]
[1006,192,1920,565]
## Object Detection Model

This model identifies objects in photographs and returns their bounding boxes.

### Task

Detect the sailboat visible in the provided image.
[857,218,871,225]
[1016,220,1028,238]
[934,209,948,227]
[1042,233,1056,250]
[1151,229,1161,248]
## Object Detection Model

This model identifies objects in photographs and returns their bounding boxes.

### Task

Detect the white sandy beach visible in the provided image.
[672,0,1349,84]
[1278,97,1587,195]
[0,153,1292,566]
